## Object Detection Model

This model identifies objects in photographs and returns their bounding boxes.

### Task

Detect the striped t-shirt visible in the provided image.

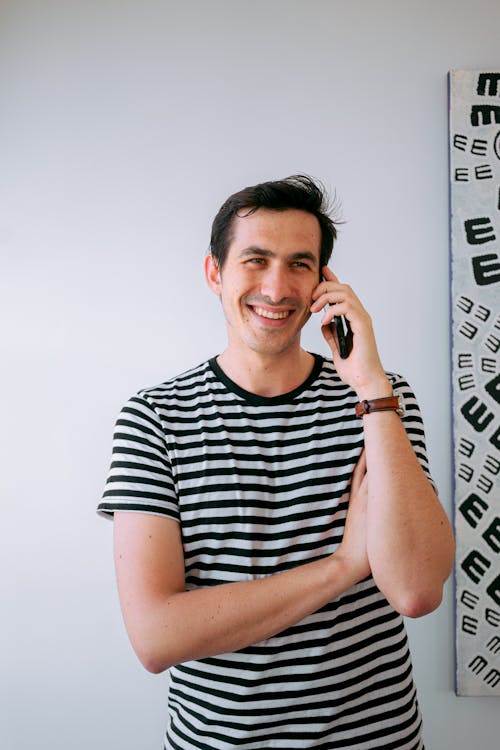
[99,355,432,749]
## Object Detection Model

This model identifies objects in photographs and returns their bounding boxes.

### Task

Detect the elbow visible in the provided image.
[136,645,172,674]
[379,537,455,618]
[401,591,443,619]
[389,586,444,619]
[128,629,174,674]
[123,604,181,674]
[143,659,170,675]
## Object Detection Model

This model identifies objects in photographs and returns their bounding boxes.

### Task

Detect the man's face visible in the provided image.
[205,208,322,358]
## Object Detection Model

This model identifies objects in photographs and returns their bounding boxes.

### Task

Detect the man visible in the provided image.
[98,175,454,749]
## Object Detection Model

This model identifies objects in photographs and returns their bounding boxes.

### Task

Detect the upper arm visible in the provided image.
[113,512,185,660]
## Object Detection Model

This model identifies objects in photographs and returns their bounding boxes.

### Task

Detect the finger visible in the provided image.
[322,266,338,282]
[311,290,347,316]
[310,266,341,304]
[311,282,337,306]
[321,320,339,354]
[312,282,355,312]
[319,300,350,326]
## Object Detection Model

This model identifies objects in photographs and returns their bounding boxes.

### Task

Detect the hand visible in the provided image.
[335,451,370,585]
[310,266,391,399]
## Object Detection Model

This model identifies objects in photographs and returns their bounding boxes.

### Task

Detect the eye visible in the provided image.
[245,257,266,265]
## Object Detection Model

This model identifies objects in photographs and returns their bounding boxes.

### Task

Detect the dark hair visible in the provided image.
[209,174,339,269]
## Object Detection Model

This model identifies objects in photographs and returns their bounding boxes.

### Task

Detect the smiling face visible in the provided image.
[205,208,322,361]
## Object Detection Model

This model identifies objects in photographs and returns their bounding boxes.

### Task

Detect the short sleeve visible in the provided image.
[97,393,180,521]
[388,373,438,494]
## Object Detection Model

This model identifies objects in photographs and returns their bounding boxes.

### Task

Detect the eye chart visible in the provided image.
[449,69,500,696]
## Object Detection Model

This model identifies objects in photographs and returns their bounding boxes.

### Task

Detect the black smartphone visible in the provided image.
[333,314,353,359]
[321,273,353,359]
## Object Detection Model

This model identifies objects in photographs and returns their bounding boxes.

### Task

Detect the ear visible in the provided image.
[204,254,222,296]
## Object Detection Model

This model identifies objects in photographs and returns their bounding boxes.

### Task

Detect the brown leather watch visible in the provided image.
[355,395,404,418]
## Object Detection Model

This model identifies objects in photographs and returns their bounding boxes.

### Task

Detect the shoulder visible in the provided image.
[137,359,214,401]
[129,359,225,413]
[114,360,216,431]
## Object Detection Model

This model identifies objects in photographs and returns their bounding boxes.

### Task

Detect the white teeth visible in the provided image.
[254,307,290,320]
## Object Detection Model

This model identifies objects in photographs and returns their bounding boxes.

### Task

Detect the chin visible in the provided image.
[246,336,301,357]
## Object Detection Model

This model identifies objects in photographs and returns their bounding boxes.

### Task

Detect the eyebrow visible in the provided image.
[238,246,318,264]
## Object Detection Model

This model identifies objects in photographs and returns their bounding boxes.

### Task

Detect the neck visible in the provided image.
[216,347,315,397]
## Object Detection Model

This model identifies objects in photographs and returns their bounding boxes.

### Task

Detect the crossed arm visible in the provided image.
[112,270,454,674]
[114,417,453,675]
[114,490,366,674]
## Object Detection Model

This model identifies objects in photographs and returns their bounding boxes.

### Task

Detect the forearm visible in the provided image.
[313,270,454,615]
[123,553,358,673]
[361,406,454,616]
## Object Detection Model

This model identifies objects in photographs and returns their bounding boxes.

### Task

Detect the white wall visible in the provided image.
[2,1,499,747]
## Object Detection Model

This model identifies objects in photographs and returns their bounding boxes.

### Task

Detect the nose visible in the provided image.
[260,265,292,304]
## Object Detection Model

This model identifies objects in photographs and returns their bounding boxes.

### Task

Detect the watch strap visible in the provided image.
[355,395,404,417]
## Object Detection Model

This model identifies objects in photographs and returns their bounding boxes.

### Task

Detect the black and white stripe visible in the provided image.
[99,355,431,749]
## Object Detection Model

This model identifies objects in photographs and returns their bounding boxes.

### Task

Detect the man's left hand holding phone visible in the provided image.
[310,266,389,398]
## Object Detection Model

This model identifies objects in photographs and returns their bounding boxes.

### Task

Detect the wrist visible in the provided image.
[355,394,404,418]
[329,550,364,591]
[354,376,392,402]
